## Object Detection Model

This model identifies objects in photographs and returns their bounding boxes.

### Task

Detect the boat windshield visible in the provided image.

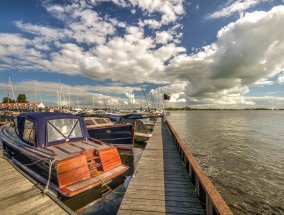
[47,118,83,143]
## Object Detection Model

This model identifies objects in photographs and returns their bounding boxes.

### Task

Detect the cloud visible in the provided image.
[15,21,66,40]
[1,1,284,108]
[155,31,173,44]
[125,92,136,104]
[166,6,284,101]
[276,72,284,83]
[124,0,185,24]
[80,25,185,83]
[208,0,272,19]
[0,33,29,46]
[0,80,141,106]
[138,19,162,29]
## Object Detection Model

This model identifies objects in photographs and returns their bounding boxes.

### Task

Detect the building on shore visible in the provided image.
[0,102,45,110]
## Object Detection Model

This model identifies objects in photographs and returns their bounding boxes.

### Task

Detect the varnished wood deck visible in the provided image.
[118,118,204,215]
[0,149,69,215]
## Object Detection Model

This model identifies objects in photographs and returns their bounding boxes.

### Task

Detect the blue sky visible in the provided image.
[1,0,284,109]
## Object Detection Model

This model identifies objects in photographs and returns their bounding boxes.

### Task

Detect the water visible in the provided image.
[167,110,284,215]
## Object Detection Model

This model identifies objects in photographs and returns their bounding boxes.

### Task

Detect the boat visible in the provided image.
[0,112,129,197]
[118,117,153,143]
[84,117,134,150]
[120,113,155,131]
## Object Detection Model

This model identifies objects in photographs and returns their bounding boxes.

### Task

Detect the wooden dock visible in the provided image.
[0,149,70,215]
[118,118,204,214]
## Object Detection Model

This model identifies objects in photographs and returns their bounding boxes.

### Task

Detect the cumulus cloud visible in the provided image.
[138,19,162,29]
[79,25,185,82]
[166,6,284,102]
[155,31,173,44]
[1,1,284,108]
[115,0,185,24]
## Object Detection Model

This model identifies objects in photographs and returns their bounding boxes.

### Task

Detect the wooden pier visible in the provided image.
[118,118,205,214]
[0,149,70,215]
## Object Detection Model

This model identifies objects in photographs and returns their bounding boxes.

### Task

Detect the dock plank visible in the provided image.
[0,151,68,215]
[118,118,204,215]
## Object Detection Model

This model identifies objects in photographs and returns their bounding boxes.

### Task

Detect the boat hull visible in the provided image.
[87,124,134,150]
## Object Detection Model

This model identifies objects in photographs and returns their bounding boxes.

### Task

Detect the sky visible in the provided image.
[1,0,284,109]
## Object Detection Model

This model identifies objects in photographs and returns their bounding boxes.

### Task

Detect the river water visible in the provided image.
[167,110,284,215]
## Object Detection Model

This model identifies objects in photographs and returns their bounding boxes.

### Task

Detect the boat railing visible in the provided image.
[165,120,233,215]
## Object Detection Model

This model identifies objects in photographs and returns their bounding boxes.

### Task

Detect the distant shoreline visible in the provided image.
[165,108,283,111]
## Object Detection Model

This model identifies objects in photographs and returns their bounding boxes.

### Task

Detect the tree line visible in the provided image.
[2,94,28,103]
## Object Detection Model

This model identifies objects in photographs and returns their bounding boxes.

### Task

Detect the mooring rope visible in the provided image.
[91,164,126,195]
[43,157,56,194]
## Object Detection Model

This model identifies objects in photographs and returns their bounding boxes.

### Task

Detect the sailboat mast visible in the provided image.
[92,94,94,109]
[141,84,150,111]
[34,80,37,112]
[7,75,9,108]
[68,86,71,110]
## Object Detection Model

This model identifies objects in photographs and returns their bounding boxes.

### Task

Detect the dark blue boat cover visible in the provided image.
[16,112,89,147]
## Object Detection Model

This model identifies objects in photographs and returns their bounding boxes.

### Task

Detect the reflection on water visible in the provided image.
[62,141,146,213]
[168,111,284,215]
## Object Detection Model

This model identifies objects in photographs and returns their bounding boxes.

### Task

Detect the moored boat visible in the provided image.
[84,117,134,150]
[120,113,155,131]
[0,112,128,197]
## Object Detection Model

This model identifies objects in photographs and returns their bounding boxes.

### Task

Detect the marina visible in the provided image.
[1,1,284,214]
[0,113,233,214]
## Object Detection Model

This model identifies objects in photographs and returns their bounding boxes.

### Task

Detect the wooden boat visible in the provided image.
[84,117,134,150]
[0,112,128,197]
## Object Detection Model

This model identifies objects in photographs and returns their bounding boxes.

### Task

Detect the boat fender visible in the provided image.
[124,175,132,188]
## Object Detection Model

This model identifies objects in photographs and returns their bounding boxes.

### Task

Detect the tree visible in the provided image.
[17,94,28,103]
[2,97,15,103]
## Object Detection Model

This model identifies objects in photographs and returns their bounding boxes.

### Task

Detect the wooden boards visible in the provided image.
[118,118,204,215]
[0,150,68,215]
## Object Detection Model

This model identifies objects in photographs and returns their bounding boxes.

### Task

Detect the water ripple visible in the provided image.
[168,111,284,215]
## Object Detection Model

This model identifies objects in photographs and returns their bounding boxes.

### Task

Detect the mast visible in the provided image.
[141,83,150,111]
[7,75,9,109]
[158,88,160,110]
[57,90,60,110]
[92,94,94,110]
[34,80,37,112]
[68,86,70,110]
[7,76,19,112]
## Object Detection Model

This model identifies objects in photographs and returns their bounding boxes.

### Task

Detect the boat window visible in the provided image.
[127,115,139,119]
[104,118,111,123]
[94,118,108,124]
[23,119,35,145]
[47,118,83,143]
[85,119,94,126]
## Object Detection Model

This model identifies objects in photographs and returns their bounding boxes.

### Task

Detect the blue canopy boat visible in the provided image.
[0,112,128,197]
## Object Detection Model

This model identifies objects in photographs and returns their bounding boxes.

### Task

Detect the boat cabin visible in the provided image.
[14,112,89,147]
